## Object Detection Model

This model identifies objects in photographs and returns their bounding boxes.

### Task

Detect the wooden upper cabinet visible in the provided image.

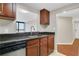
[0,3,3,15]
[0,3,16,20]
[40,9,50,25]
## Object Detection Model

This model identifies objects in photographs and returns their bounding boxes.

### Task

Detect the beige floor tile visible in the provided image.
[49,50,65,56]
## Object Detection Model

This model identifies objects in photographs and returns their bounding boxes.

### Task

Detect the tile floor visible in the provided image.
[49,50,65,56]
[2,48,65,56]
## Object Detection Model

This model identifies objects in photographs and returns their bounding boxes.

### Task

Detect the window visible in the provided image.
[16,21,25,32]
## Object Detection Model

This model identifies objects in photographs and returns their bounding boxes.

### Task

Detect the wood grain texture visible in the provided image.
[26,39,39,56]
[73,39,79,47]
[58,45,78,56]
[48,35,54,54]
[26,35,54,56]
[0,3,16,20]
[40,37,48,56]
[40,9,49,25]
[0,3,3,15]
[57,39,79,56]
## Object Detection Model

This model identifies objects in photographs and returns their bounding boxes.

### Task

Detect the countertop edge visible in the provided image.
[0,35,49,44]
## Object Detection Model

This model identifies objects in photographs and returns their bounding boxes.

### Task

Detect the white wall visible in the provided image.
[0,4,56,34]
[0,20,16,33]
[73,17,79,39]
[56,17,74,44]
[0,4,39,34]
[16,4,38,32]
[53,3,79,51]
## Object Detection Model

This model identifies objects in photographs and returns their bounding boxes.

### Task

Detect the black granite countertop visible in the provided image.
[0,32,55,44]
[0,32,55,55]
[0,35,48,44]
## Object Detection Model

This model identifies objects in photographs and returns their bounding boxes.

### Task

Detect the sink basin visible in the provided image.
[26,35,48,39]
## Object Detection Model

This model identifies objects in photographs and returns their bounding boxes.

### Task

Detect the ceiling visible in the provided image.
[57,8,79,17]
[22,3,71,11]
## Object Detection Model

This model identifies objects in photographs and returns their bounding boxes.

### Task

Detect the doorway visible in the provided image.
[56,17,73,44]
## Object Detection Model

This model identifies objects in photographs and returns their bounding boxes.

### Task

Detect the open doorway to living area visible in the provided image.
[56,8,79,56]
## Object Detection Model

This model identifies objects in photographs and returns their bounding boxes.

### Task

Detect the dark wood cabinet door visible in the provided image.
[40,37,47,46]
[0,3,16,20]
[26,39,39,56]
[40,37,48,56]
[3,3,13,17]
[26,35,54,56]
[40,10,44,24]
[40,45,48,56]
[0,3,3,15]
[12,3,16,18]
[27,46,39,56]
[44,10,49,24]
[48,35,54,54]
[40,9,49,25]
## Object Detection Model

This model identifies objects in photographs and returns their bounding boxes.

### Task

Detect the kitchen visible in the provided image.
[0,3,55,56]
[0,3,79,56]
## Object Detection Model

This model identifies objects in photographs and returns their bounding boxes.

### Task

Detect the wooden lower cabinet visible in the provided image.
[26,39,39,56]
[26,46,39,56]
[48,35,54,54]
[40,37,48,56]
[26,35,54,56]
[40,45,48,56]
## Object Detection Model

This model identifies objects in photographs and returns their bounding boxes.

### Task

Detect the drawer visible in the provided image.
[26,44,39,56]
[26,39,39,46]
[40,37,47,46]
[48,35,54,39]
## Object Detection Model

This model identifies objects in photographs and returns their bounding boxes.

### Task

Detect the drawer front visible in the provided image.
[26,46,39,56]
[26,39,39,46]
[40,37,47,46]
[48,35,54,39]
[26,39,39,56]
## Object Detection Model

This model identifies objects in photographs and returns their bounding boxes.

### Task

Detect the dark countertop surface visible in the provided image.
[0,35,49,44]
[0,32,55,55]
[0,32,55,44]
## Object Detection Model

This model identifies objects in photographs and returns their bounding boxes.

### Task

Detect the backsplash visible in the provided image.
[0,19,16,34]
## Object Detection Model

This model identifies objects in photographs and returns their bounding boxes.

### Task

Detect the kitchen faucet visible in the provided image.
[30,26,35,35]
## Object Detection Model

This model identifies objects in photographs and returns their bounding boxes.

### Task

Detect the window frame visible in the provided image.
[16,21,25,32]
